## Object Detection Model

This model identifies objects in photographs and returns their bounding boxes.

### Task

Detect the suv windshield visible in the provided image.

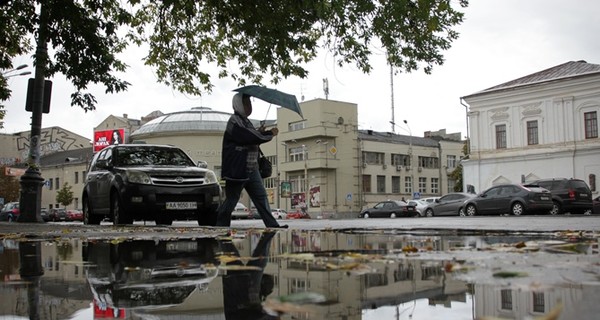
[114,146,195,166]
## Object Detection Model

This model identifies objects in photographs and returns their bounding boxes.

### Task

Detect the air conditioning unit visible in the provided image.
[362,163,367,168]
[396,165,403,171]
[405,166,411,171]
[418,166,423,172]
[383,164,387,169]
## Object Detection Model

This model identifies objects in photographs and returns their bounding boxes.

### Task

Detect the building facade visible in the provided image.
[461,61,600,196]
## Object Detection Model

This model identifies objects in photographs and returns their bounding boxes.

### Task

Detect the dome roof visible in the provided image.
[131,107,232,136]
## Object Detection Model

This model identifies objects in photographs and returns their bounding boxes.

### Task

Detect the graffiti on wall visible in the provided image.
[14,127,86,161]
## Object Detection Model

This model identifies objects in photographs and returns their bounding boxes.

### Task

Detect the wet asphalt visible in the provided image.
[1,215,599,240]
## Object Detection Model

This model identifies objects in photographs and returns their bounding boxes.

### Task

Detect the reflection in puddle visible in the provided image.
[0,229,598,319]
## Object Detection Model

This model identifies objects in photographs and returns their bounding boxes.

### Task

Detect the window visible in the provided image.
[376,175,385,193]
[527,120,539,145]
[501,289,512,310]
[289,147,305,162]
[288,121,306,132]
[392,176,401,193]
[362,152,384,165]
[446,155,457,168]
[56,177,60,189]
[431,178,439,194]
[82,171,86,183]
[590,174,596,192]
[532,292,545,313]
[418,156,439,169]
[264,177,277,189]
[584,111,598,139]
[267,155,277,166]
[419,177,427,193]
[48,178,53,190]
[496,124,507,149]
[404,177,412,194]
[391,153,411,167]
[74,171,79,184]
[362,175,371,192]
[448,179,456,193]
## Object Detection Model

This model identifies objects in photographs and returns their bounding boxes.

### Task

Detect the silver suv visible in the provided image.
[82,144,221,225]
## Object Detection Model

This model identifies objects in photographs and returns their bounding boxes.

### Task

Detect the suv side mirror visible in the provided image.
[197,160,208,169]
[95,159,111,169]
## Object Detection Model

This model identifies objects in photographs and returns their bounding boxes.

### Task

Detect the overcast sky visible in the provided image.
[3,0,600,141]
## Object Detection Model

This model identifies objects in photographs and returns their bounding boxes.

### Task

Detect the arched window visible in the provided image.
[589,174,596,192]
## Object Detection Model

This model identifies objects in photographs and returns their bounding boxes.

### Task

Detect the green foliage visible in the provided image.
[56,182,74,207]
[0,166,21,202]
[1,0,469,114]
[449,139,468,192]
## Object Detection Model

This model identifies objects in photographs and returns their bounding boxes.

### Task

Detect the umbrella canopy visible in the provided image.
[233,85,303,119]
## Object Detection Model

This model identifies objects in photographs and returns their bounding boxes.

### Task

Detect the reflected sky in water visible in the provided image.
[0,229,598,319]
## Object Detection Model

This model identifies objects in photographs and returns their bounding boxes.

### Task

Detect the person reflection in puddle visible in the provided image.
[220,231,278,319]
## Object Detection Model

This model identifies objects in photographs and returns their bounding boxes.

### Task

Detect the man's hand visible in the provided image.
[270,128,279,136]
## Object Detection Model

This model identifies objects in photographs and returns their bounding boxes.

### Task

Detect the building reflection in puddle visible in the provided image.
[0,229,598,319]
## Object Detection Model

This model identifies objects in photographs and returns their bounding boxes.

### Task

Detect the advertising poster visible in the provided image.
[291,193,305,208]
[267,188,275,204]
[310,185,320,207]
[94,128,125,152]
[280,181,291,198]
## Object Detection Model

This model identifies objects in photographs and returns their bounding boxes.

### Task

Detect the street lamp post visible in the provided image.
[18,3,50,223]
[302,144,308,211]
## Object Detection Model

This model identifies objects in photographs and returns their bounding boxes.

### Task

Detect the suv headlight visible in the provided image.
[205,170,218,184]
[126,170,152,185]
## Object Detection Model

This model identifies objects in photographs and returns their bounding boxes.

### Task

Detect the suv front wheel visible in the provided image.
[112,192,133,225]
[83,196,102,225]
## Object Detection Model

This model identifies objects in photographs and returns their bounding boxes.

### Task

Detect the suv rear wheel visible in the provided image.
[549,201,562,215]
[112,192,133,225]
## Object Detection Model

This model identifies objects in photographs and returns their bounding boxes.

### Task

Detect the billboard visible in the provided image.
[94,128,125,152]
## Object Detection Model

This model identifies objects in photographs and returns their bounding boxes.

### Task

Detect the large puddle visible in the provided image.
[1,229,599,319]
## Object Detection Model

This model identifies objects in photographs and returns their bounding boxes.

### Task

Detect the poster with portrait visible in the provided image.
[291,193,305,208]
[93,128,125,152]
[267,188,275,204]
[309,185,321,207]
[280,181,291,198]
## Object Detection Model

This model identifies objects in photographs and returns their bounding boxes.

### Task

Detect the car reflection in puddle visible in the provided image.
[0,229,598,319]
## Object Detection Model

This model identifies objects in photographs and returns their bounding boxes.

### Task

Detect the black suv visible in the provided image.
[82,144,222,226]
[530,178,593,215]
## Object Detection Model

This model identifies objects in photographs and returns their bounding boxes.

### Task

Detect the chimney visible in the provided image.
[123,113,128,119]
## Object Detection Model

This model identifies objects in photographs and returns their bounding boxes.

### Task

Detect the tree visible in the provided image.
[0,166,21,202]
[1,0,469,114]
[55,182,74,208]
[449,139,468,192]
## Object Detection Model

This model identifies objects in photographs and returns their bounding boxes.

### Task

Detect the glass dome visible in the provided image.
[131,107,233,136]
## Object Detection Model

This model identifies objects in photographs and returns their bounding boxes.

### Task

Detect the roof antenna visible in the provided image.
[322,78,329,100]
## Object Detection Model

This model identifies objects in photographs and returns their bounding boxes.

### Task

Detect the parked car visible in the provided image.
[407,199,429,216]
[463,184,553,216]
[81,144,222,226]
[49,208,67,221]
[422,192,476,217]
[271,208,288,219]
[66,209,84,222]
[231,202,252,219]
[420,197,441,205]
[529,178,593,215]
[0,202,20,222]
[359,200,418,218]
[593,196,600,215]
[41,208,50,222]
[287,210,311,219]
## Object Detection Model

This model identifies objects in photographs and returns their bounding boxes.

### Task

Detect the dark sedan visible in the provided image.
[359,200,418,218]
[423,192,476,217]
[463,184,553,216]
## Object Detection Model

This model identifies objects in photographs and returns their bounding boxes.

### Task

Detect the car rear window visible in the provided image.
[570,180,591,191]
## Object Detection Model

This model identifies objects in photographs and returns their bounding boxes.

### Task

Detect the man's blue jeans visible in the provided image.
[216,169,280,227]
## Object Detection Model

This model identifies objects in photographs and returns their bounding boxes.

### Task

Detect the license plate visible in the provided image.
[540,196,550,201]
[166,202,197,210]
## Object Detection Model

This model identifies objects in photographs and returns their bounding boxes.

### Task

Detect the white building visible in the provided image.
[461,60,600,196]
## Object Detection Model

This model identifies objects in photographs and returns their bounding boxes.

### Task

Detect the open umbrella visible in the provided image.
[234,85,303,119]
